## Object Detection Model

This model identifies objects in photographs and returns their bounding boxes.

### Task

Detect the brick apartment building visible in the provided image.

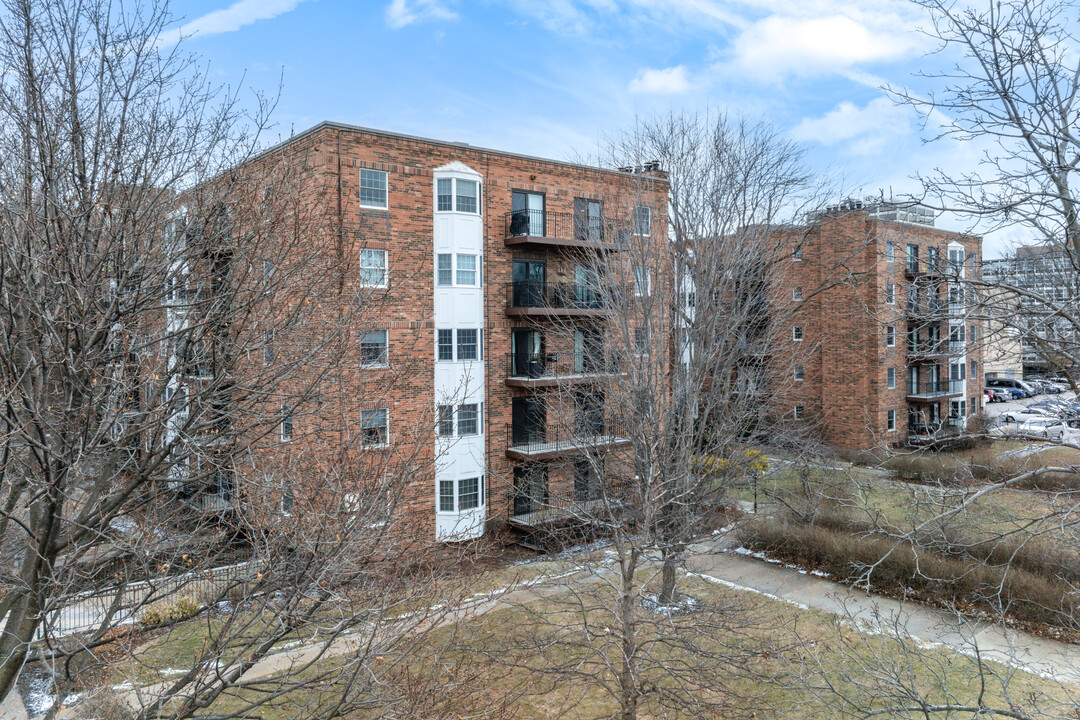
[213,122,669,544]
[781,201,984,449]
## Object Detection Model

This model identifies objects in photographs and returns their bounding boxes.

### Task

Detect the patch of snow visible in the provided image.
[686,571,809,610]
[641,593,700,616]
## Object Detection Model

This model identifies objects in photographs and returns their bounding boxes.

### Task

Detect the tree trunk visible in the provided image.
[658,547,679,605]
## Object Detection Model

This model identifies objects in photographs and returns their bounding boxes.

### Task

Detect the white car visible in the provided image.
[1009,417,1066,439]
[1001,407,1055,423]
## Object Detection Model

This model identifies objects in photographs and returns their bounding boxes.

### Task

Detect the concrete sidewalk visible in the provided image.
[686,543,1080,685]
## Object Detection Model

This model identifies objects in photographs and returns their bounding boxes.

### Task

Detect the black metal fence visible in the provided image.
[907,379,964,397]
[506,420,625,454]
[506,352,612,379]
[505,209,617,244]
[506,281,612,310]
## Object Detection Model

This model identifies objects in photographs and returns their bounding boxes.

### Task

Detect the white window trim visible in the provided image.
[885,283,896,305]
[634,267,652,297]
[358,169,389,210]
[794,366,804,382]
[793,326,803,342]
[887,367,896,389]
[633,205,652,237]
[887,409,897,432]
[435,253,482,288]
[436,475,485,514]
[886,326,895,347]
[359,329,390,368]
[435,177,481,215]
[792,287,803,302]
[280,406,293,443]
[359,248,389,288]
[361,409,390,448]
[436,328,484,363]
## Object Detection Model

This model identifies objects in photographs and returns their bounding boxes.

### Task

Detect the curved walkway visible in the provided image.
[686,540,1080,685]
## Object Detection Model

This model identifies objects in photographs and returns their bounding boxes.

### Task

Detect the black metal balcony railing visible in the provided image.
[907,379,964,398]
[905,299,948,319]
[508,477,630,522]
[506,420,626,455]
[506,352,614,380]
[904,258,945,277]
[505,209,622,245]
[906,341,965,358]
[506,281,620,311]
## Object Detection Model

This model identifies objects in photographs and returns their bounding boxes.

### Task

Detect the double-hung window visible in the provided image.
[359,249,387,287]
[437,330,454,361]
[633,206,651,236]
[886,326,895,347]
[437,405,454,437]
[793,326,804,341]
[885,283,895,305]
[457,403,480,435]
[359,169,388,209]
[634,267,651,296]
[360,330,388,366]
[281,405,293,442]
[438,476,484,512]
[437,329,483,361]
[456,254,477,285]
[436,254,480,287]
[887,367,896,389]
[457,329,479,360]
[435,178,480,214]
[361,409,388,447]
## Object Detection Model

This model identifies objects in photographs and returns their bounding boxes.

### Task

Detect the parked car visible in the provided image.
[1001,407,1055,423]
[1010,417,1067,439]
[1018,380,1040,396]
[984,387,1010,402]
[987,377,1032,398]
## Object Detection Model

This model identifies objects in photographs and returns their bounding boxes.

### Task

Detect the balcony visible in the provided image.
[508,477,630,529]
[505,421,629,461]
[904,299,950,321]
[908,418,965,446]
[906,341,965,360]
[505,281,619,317]
[505,352,616,387]
[504,209,627,251]
[904,258,945,279]
[906,379,965,400]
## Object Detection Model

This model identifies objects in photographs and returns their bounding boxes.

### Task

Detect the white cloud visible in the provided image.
[791,98,911,150]
[385,0,459,29]
[158,0,309,45]
[728,14,923,82]
[629,66,692,94]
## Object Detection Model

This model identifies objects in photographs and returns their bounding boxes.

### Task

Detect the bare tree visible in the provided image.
[487,111,836,720]
[0,2,495,718]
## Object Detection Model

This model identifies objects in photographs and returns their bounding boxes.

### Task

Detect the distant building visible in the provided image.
[983,245,1078,376]
[780,202,983,448]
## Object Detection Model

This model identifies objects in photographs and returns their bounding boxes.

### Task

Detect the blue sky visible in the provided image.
[168,0,1022,257]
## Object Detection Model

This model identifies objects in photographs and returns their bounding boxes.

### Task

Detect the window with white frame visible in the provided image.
[437,329,483,361]
[885,283,895,305]
[360,330,388,366]
[435,178,480,214]
[456,254,477,285]
[457,329,479,360]
[794,405,804,419]
[437,179,453,212]
[361,408,388,447]
[794,366,804,381]
[437,254,453,286]
[793,244,803,261]
[887,409,896,431]
[280,406,293,442]
[634,267,651,296]
[438,476,484,512]
[886,325,895,347]
[633,206,651,236]
[436,254,480,287]
[437,329,454,361]
[437,405,454,437]
[457,403,480,435]
[793,326,803,341]
[887,367,896,389]
[359,249,387,287]
[885,241,895,263]
[263,330,273,364]
[793,286,803,301]
[359,169,388,209]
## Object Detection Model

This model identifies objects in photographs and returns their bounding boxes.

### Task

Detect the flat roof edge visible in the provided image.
[258,121,670,182]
